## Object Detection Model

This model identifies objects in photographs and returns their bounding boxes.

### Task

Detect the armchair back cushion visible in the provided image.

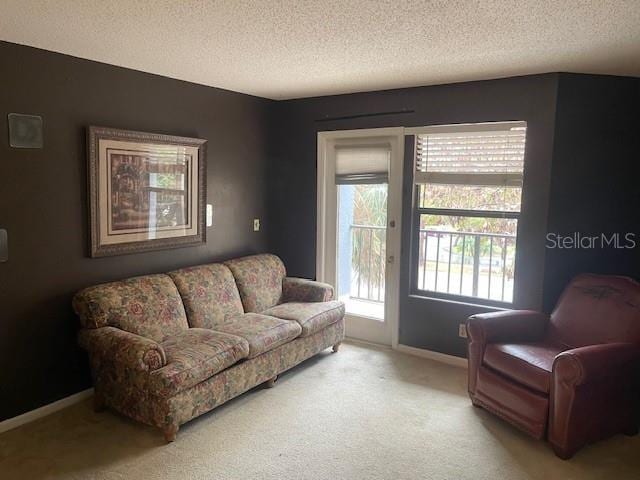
[224,254,286,313]
[72,274,188,342]
[549,274,640,347]
[169,263,244,329]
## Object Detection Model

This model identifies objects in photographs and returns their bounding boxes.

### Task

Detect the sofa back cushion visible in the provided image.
[169,263,244,328]
[549,273,640,347]
[224,254,286,313]
[72,274,188,342]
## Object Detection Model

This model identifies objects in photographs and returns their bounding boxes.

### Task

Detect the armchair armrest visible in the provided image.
[549,343,640,458]
[282,277,334,302]
[467,310,549,344]
[78,326,167,372]
[553,343,640,386]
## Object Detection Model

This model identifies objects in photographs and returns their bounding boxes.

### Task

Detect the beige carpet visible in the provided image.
[1,341,638,480]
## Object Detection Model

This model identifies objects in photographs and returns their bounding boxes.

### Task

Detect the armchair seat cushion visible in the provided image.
[150,329,249,397]
[214,313,302,358]
[484,341,566,394]
[262,301,345,337]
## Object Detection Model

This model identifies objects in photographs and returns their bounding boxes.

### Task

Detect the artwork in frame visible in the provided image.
[87,126,207,257]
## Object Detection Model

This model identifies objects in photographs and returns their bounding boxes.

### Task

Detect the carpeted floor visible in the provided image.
[1,341,638,479]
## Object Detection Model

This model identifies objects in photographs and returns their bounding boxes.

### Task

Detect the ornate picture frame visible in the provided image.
[87,126,207,257]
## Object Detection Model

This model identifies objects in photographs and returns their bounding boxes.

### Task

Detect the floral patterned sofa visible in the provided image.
[73,254,345,441]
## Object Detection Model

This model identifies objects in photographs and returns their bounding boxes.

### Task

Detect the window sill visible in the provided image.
[408,292,511,311]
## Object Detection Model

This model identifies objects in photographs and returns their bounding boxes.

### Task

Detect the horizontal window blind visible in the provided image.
[335,146,390,184]
[415,123,526,186]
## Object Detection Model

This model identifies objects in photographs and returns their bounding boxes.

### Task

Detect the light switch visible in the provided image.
[0,229,7,262]
[206,204,213,227]
[253,218,260,232]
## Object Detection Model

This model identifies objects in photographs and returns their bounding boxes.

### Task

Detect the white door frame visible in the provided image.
[317,127,404,348]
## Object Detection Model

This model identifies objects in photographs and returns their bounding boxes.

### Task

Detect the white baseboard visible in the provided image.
[396,344,468,369]
[344,336,392,349]
[0,388,94,434]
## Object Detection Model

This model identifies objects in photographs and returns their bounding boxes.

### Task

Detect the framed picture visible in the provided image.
[87,126,207,257]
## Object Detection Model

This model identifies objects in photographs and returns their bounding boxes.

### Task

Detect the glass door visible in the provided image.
[317,128,404,346]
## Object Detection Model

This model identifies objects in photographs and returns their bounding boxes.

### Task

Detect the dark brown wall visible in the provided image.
[543,74,640,311]
[3,39,637,421]
[268,75,559,357]
[0,41,274,421]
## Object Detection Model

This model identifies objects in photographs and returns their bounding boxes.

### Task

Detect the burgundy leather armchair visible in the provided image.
[467,274,640,459]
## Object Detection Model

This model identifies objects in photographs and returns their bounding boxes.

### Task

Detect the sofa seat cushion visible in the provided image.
[262,301,345,337]
[149,329,249,397]
[214,313,302,358]
[483,341,566,394]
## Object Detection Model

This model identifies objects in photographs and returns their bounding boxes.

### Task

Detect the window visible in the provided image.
[411,122,526,304]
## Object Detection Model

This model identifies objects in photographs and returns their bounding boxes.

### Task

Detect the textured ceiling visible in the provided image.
[1,1,639,100]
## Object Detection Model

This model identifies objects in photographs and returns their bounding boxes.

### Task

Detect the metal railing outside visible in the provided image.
[417,229,516,302]
[350,224,386,303]
[349,225,516,304]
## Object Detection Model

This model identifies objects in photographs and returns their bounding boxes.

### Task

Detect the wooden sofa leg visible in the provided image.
[93,392,106,413]
[162,424,179,443]
[265,375,279,388]
[332,342,341,353]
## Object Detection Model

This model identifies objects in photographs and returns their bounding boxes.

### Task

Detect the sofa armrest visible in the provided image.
[282,277,334,302]
[78,326,167,372]
[553,343,640,387]
[467,310,549,345]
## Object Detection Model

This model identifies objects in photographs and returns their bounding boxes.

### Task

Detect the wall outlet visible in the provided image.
[253,218,260,231]
[458,324,468,338]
